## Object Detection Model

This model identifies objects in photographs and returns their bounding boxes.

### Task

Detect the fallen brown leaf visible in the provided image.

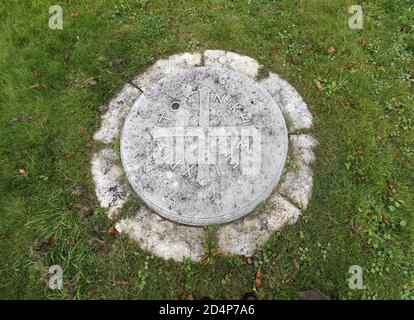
[11,114,33,122]
[315,81,322,89]
[356,174,365,181]
[201,253,210,265]
[355,146,363,154]
[293,258,300,270]
[18,168,28,176]
[360,38,368,47]
[84,139,92,149]
[348,218,362,235]
[386,179,395,191]
[31,236,52,257]
[290,56,300,65]
[271,2,283,10]
[63,152,73,160]
[65,281,77,299]
[40,271,51,284]
[83,77,97,87]
[272,45,281,53]
[107,59,123,68]
[71,11,80,17]
[327,46,335,55]
[382,214,390,226]
[28,83,40,90]
[255,266,263,288]
[88,237,107,252]
[47,234,56,247]
[326,211,338,224]
[107,224,118,237]
[76,203,92,220]
[31,67,39,77]
[70,186,85,197]
[187,293,193,300]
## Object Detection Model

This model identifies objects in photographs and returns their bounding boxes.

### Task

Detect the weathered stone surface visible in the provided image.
[204,50,261,79]
[121,67,288,226]
[278,134,318,210]
[217,193,301,256]
[260,73,313,132]
[115,207,206,262]
[131,52,202,91]
[93,84,141,144]
[91,149,129,218]
[290,134,319,165]
[278,163,313,210]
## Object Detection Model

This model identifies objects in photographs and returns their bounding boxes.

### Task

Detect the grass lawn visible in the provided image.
[0,0,413,299]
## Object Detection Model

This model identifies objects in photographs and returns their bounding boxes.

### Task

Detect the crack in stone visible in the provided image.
[128,81,144,93]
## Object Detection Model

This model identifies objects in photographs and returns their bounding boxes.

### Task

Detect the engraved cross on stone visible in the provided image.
[151,86,261,187]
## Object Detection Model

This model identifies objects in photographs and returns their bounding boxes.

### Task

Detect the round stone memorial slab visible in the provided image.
[121,67,288,225]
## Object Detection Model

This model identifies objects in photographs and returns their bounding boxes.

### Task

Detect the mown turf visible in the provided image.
[0,0,413,299]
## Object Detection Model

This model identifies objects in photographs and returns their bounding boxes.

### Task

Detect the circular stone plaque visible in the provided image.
[121,67,288,226]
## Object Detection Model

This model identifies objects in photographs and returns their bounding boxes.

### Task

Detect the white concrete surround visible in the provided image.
[93,84,142,144]
[91,50,318,262]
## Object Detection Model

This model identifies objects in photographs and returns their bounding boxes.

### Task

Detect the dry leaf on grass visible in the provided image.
[386,179,395,191]
[88,237,108,252]
[107,59,123,68]
[255,266,263,288]
[293,258,300,270]
[31,67,39,77]
[348,218,362,235]
[315,81,322,89]
[18,168,28,176]
[63,152,73,160]
[107,224,118,237]
[84,139,92,149]
[28,83,41,90]
[70,186,85,197]
[83,77,98,87]
[47,234,56,247]
[360,38,368,47]
[76,203,93,220]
